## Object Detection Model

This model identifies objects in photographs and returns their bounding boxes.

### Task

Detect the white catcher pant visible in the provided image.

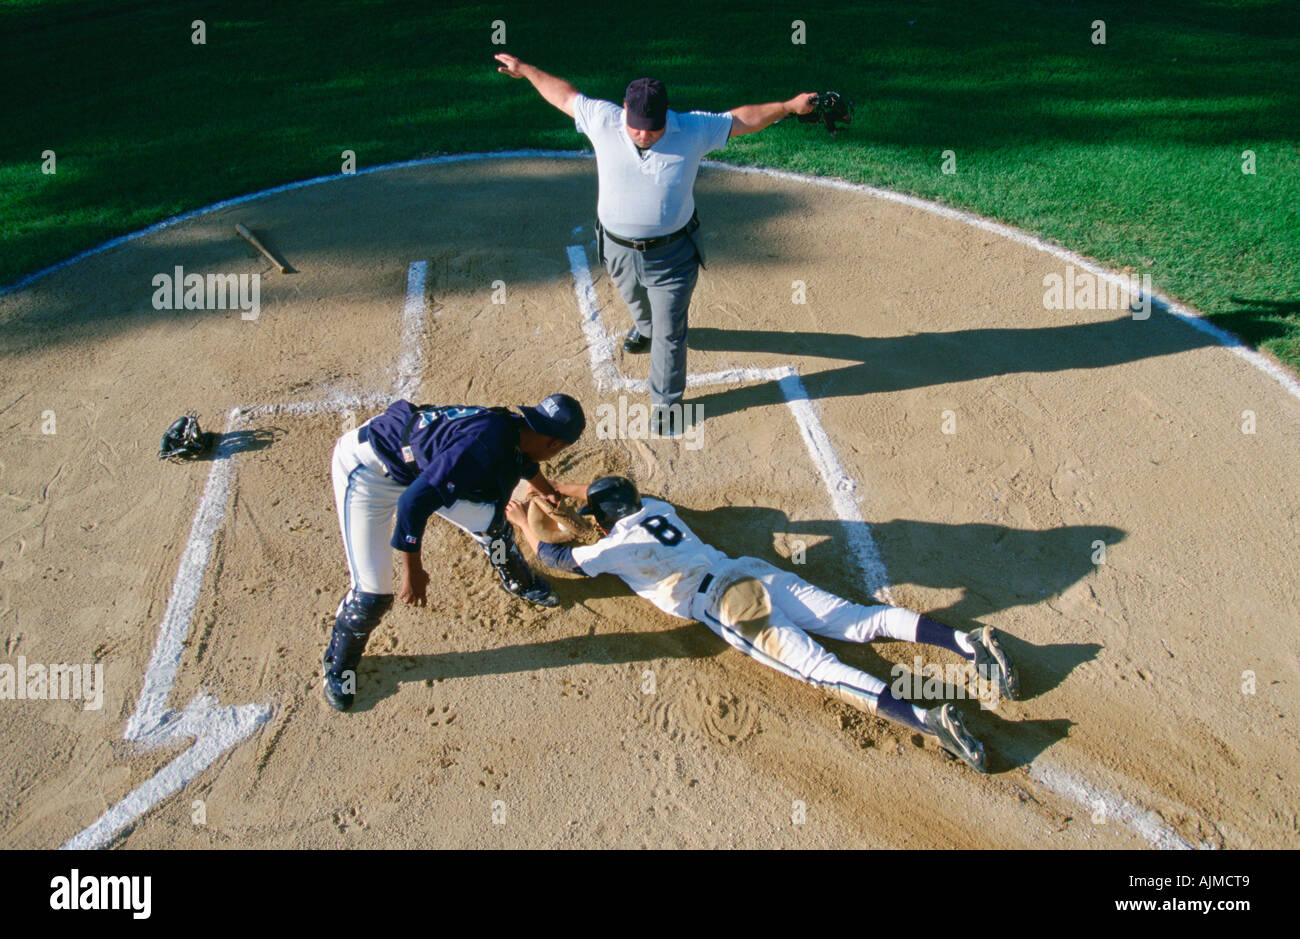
[691,557,921,714]
[331,425,497,595]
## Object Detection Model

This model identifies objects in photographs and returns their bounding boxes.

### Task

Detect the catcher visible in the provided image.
[505,476,1020,772]
[322,395,587,711]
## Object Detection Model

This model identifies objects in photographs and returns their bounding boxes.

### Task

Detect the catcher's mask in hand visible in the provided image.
[797,91,854,135]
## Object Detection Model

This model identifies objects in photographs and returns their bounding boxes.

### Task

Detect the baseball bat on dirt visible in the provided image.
[235,223,290,273]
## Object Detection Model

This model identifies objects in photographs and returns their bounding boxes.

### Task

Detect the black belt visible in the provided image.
[602,212,698,252]
[697,573,714,594]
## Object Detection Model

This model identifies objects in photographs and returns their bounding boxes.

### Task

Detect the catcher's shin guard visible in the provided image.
[481,520,559,608]
[322,589,393,711]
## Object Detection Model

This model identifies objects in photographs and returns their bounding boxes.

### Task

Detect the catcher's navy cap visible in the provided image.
[519,393,585,444]
[624,78,668,131]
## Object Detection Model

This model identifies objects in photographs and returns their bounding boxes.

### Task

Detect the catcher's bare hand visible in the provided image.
[399,568,430,606]
[527,489,560,508]
[495,53,525,78]
[786,92,818,116]
[504,499,529,528]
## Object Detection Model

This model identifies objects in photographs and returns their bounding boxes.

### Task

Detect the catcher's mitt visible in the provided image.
[797,91,854,135]
[158,414,212,461]
[526,496,589,545]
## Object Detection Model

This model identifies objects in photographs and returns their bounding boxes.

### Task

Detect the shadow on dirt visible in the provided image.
[685,316,1217,417]
[353,622,724,713]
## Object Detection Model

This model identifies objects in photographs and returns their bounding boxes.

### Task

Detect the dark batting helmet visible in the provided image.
[580,475,643,530]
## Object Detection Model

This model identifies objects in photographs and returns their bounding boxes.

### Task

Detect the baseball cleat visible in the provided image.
[967,625,1020,700]
[923,703,987,773]
[491,561,560,607]
[623,329,650,354]
[322,670,355,712]
[493,572,559,608]
[518,581,560,608]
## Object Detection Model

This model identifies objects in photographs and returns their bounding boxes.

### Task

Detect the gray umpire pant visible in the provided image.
[601,227,702,411]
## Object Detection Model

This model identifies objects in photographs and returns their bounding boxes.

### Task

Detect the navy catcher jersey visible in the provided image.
[362,400,540,552]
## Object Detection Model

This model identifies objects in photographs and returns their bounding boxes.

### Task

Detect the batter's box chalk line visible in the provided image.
[64,262,429,850]
[566,243,891,603]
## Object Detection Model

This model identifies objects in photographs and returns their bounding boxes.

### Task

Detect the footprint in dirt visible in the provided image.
[332,806,366,833]
[639,681,760,745]
[640,694,688,742]
[425,704,456,727]
[629,438,659,481]
[701,692,758,746]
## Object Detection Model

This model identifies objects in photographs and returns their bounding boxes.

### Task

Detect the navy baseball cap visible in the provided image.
[624,77,668,131]
[519,393,585,444]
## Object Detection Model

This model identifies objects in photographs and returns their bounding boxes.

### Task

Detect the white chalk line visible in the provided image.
[567,246,622,394]
[566,244,891,601]
[124,407,245,742]
[1030,763,1199,850]
[240,394,393,420]
[775,372,890,602]
[64,694,271,851]
[5,149,1294,406]
[66,407,273,849]
[64,262,429,849]
[395,260,429,400]
[568,242,1206,849]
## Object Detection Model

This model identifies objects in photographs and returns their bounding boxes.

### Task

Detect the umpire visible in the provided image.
[495,54,816,435]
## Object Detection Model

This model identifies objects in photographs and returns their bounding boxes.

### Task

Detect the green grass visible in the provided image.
[3,0,1297,368]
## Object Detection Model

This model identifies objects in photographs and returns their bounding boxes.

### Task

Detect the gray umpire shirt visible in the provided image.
[573,93,733,239]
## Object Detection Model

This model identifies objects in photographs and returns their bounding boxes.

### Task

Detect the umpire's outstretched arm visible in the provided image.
[495,54,578,117]
[728,93,818,136]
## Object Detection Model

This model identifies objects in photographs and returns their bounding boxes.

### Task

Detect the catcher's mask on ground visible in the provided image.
[580,475,642,532]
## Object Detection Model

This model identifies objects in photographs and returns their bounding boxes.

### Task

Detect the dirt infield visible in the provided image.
[1,155,1296,849]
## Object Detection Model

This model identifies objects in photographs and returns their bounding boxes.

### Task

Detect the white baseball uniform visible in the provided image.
[569,498,922,714]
